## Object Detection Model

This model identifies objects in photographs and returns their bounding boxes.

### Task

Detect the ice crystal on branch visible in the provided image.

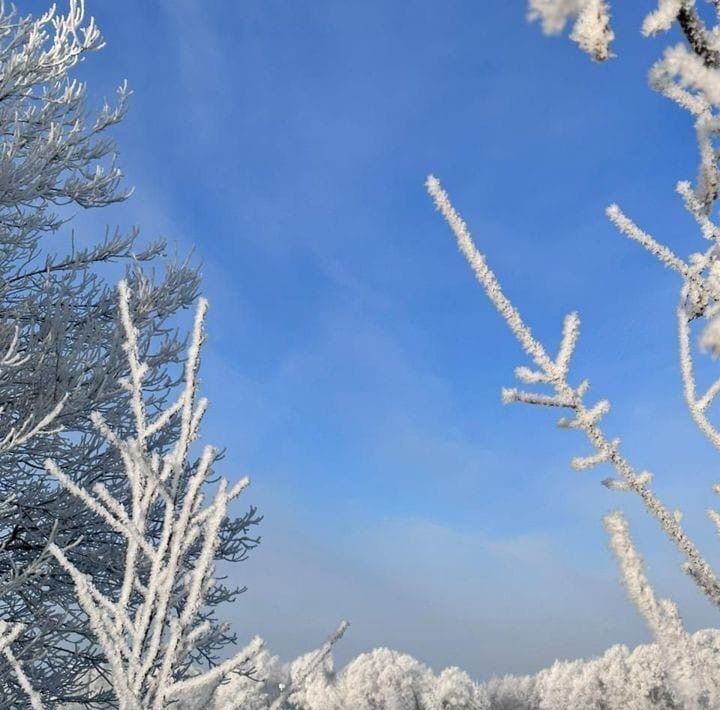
[643,0,687,35]
[528,0,614,61]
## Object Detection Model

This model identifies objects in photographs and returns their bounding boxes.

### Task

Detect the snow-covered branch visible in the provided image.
[595,3,720,503]
[605,510,717,705]
[528,0,614,61]
[267,621,350,710]
[426,175,720,610]
[44,282,262,709]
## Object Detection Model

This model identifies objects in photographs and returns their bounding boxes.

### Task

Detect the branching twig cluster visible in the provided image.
[42,282,263,709]
[427,2,720,704]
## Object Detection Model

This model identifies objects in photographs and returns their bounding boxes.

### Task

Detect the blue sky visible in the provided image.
[59,0,720,680]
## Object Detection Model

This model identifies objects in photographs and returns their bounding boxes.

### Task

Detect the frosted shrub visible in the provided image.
[484,673,541,710]
[484,630,720,709]
[435,666,490,709]
[275,648,493,710]
[333,648,436,710]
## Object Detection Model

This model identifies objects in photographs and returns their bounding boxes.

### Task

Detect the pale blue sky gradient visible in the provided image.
[59,1,720,680]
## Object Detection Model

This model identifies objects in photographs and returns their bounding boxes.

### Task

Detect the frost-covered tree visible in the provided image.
[188,621,350,710]
[0,1,260,705]
[480,629,720,709]
[204,644,492,710]
[424,0,720,706]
